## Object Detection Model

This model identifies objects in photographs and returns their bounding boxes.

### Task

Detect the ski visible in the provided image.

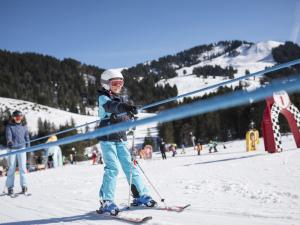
[96,210,152,224]
[0,191,31,198]
[0,192,18,198]
[124,203,191,213]
[16,192,32,197]
[155,204,191,212]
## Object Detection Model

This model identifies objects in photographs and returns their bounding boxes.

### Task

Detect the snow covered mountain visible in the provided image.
[1,136,299,225]
[157,40,283,98]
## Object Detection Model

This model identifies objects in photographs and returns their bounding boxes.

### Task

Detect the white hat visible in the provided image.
[101,69,124,90]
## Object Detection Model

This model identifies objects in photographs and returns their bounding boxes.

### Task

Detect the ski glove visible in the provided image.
[119,103,138,118]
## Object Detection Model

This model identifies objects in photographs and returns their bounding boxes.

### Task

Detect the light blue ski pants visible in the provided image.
[99,141,148,201]
[6,149,27,189]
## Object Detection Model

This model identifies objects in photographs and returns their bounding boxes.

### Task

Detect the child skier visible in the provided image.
[97,69,156,215]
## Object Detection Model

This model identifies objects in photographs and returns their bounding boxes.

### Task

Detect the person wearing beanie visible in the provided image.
[5,110,30,195]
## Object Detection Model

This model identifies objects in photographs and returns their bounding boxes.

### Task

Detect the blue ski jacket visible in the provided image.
[98,88,132,142]
[6,122,30,148]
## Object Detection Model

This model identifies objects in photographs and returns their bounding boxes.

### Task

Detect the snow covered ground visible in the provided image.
[1,135,299,225]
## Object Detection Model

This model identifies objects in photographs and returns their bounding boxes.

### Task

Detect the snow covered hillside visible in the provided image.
[158,41,282,98]
[0,97,99,134]
[0,135,299,225]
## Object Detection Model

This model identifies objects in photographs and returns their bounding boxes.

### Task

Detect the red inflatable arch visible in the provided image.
[261,91,300,153]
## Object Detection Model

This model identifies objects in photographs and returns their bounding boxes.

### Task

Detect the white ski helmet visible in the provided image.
[101,69,124,90]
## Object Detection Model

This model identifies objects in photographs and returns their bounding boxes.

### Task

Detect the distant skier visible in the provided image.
[69,152,74,164]
[196,140,202,155]
[5,110,30,195]
[91,150,97,165]
[180,142,186,154]
[98,150,103,164]
[208,140,218,153]
[158,137,167,160]
[70,147,76,164]
[97,69,156,215]
[189,132,196,149]
[170,144,177,157]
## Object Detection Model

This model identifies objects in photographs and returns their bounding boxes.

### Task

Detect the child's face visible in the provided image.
[109,79,124,94]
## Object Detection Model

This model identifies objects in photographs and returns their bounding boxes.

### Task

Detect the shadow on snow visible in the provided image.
[1,211,136,225]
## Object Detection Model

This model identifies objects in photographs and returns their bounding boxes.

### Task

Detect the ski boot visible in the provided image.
[7,187,14,196]
[21,186,28,194]
[98,200,120,216]
[132,195,157,207]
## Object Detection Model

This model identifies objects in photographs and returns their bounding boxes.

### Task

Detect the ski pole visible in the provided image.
[127,163,133,209]
[1,182,6,194]
[127,126,136,209]
[136,161,167,207]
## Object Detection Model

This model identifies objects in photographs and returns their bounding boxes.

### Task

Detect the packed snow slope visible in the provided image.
[1,135,300,225]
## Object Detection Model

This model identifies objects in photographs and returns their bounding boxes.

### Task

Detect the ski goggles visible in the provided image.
[109,79,124,87]
[13,115,23,120]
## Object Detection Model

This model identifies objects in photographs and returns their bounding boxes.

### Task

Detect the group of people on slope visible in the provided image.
[158,136,224,158]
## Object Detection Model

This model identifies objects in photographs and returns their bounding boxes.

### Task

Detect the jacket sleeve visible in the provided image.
[5,125,12,144]
[24,126,30,147]
[99,95,127,115]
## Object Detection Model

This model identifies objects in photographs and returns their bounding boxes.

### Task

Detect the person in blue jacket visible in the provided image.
[5,110,30,195]
[97,69,156,215]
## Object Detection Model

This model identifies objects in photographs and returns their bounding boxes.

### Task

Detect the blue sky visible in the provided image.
[0,0,299,69]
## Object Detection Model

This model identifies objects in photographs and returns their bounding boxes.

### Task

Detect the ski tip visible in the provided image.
[142,216,153,222]
[183,204,191,209]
